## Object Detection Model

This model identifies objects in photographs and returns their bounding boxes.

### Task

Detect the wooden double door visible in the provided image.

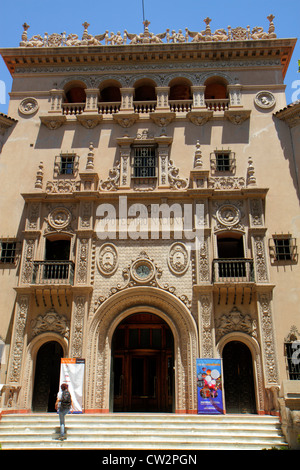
[112,314,174,412]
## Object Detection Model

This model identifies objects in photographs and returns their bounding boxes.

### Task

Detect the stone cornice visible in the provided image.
[1,37,296,78]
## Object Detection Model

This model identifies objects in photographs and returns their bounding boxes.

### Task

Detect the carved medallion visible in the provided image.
[48,207,72,231]
[216,204,242,230]
[254,91,275,109]
[97,243,118,276]
[168,242,189,275]
[19,97,39,115]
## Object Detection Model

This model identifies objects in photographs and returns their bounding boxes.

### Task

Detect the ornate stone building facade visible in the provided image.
[0,16,299,446]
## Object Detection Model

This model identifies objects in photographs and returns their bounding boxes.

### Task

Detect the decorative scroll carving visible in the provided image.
[99,162,120,191]
[45,180,80,193]
[168,160,189,189]
[208,176,246,190]
[31,310,69,339]
[19,16,277,47]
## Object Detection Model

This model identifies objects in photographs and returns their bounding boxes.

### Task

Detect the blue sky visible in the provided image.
[0,0,299,114]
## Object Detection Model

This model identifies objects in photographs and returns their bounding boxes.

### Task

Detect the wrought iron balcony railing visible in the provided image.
[212,258,255,283]
[32,261,75,285]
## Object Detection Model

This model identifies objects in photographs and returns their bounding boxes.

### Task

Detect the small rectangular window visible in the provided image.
[54,152,79,177]
[0,241,16,264]
[285,342,300,380]
[132,146,157,178]
[211,151,236,173]
[60,154,75,175]
[269,235,297,263]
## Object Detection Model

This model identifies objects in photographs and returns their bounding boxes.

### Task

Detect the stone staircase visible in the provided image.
[0,413,288,450]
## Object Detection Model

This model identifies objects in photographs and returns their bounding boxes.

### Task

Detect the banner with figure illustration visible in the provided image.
[196,358,224,414]
[59,358,85,413]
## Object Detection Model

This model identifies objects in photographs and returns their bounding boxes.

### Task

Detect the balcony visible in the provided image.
[212,259,255,283]
[32,261,75,285]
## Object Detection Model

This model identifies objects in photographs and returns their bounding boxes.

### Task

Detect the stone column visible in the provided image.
[120,88,134,112]
[155,86,170,111]
[49,89,65,113]
[228,84,242,108]
[85,88,100,113]
[191,86,206,109]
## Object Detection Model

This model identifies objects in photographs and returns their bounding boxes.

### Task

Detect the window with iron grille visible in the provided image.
[54,152,79,177]
[132,146,157,178]
[210,151,236,173]
[269,235,297,263]
[285,342,300,380]
[0,241,16,264]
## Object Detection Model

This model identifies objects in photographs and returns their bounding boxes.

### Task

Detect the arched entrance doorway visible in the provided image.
[32,341,63,412]
[112,313,174,412]
[223,341,256,414]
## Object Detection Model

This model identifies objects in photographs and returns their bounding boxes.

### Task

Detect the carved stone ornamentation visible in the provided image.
[168,242,190,275]
[99,162,120,191]
[213,201,244,232]
[48,207,72,231]
[20,16,277,47]
[168,160,189,189]
[9,296,29,383]
[70,296,86,358]
[18,97,39,115]
[31,310,69,339]
[94,251,192,311]
[254,91,276,109]
[257,291,279,385]
[216,307,257,342]
[97,243,118,276]
[76,238,89,284]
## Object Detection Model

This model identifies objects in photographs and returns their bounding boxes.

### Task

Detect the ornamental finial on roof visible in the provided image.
[19,15,277,47]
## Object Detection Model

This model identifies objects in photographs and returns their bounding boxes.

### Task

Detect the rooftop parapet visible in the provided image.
[19,16,277,48]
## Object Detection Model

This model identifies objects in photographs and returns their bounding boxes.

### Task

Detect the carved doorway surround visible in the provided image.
[86,287,198,413]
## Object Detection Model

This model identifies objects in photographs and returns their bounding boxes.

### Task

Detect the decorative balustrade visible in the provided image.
[62,103,85,115]
[169,100,192,113]
[205,99,230,111]
[212,259,255,283]
[32,261,75,285]
[98,102,121,114]
[133,101,156,114]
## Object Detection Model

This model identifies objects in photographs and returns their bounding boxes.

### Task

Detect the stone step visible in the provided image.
[0,413,287,450]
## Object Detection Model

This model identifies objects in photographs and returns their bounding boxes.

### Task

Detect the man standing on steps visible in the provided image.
[55,383,74,440]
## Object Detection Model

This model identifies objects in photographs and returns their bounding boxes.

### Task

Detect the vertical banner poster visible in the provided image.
[59,358,85,413]
[196,358,224,414]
